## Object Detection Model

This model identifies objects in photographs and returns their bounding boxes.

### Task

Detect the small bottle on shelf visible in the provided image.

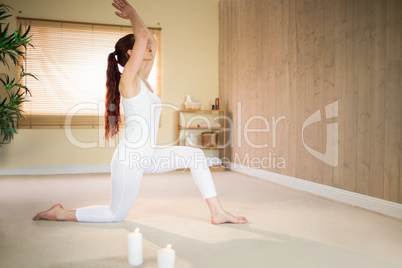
[215,98,219,110]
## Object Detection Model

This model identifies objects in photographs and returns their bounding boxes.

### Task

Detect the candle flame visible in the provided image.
[166,244,172,249]
[134,228,140,233]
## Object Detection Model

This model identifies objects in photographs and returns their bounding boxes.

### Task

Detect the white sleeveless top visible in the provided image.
[117,78,161,162]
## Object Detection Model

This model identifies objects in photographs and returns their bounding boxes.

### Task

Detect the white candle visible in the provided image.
[128,228,143,266]
[157,244,176,268]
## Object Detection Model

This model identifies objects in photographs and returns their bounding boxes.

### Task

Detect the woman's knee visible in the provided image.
[186,147,207,167]
[106,210,128,222]
[109,215,126,222]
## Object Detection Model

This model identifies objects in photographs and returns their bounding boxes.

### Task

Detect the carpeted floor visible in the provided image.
[0,170,401,268]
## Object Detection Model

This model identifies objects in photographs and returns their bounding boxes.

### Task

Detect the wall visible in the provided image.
[219,0,402,203]
[0,0,219,168]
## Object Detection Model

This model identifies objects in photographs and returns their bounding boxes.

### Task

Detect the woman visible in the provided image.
[33,0,247,225]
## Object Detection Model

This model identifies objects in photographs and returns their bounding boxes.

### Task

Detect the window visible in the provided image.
[17,18,161,128]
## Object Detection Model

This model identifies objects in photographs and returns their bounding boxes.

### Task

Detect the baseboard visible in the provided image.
[0,164,111,175]
[230,162,402,220]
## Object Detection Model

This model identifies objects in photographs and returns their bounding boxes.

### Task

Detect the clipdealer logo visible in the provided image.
[63,100,339,169]
[302,101,339,167]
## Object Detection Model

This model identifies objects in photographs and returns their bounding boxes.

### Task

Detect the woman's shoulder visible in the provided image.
[119,75,141,99]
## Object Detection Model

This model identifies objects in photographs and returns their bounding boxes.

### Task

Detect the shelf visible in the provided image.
[179,109,224,113]
[178,127,224,130]
[209,165,226,171]
[177,109,227,172]
[178,145,225,149]
[177,165,226,172]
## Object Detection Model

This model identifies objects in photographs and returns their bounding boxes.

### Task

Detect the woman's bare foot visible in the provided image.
[33,203,63,220]
[33,204,77,221]
[205,196,247,224]
[211,210,248,225]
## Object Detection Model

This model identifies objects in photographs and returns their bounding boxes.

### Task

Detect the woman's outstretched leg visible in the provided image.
[144,146,247,224]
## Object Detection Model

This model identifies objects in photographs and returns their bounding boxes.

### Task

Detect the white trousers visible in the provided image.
[75,146,217,222]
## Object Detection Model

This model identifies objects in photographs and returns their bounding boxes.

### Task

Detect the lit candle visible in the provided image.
[157,244,176,268]
[128,228,143,266]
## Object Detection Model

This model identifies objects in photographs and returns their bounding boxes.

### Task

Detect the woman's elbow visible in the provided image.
[136,31,149,41]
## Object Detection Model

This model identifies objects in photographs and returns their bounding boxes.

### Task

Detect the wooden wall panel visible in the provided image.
[313,0,324,184]
[219,0,402,204]
[287,0,298,178]
[261,0,271,168]
[304,0,316,182]
[281,0,290,175]
[356,0,372,196]
[332,0,345,190]
[344,0,358,193]
[384,0,401,203]
[369,0,386,199]
[264,0,277,169]
[322,0,335,186]
[295,0,306,181]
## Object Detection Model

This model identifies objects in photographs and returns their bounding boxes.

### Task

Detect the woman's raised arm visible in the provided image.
[113,0,156,78]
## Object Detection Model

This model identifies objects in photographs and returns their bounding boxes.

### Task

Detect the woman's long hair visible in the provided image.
[105,34,135,139]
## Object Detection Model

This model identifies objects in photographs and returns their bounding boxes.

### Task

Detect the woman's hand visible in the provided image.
[112,0,135,19]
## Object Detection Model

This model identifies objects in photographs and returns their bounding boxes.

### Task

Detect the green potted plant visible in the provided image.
[0,3,35,144]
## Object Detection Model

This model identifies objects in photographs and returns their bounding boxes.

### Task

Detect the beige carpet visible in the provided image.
[0,170,401,268]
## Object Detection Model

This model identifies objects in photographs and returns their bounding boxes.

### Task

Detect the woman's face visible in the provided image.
[127,43,153,61]
[143,44,153,61]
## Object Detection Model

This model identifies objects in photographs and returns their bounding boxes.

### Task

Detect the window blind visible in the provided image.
[17,18,161,128]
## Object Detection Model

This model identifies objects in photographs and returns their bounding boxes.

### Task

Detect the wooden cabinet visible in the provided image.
[176,110,227,171]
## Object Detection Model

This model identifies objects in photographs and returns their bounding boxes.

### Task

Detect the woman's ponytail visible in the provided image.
[104,34,135,139]
[104,52,121,139]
